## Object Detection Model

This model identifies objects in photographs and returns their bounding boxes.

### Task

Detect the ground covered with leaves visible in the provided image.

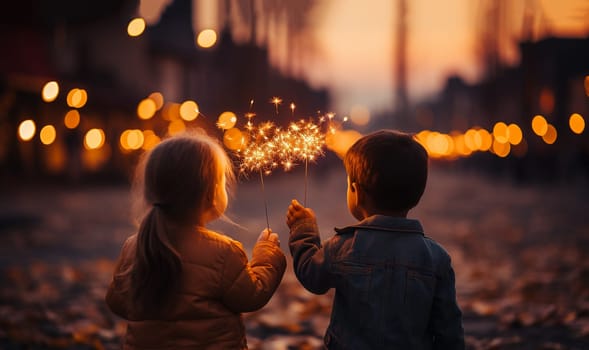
[1,167,588,349]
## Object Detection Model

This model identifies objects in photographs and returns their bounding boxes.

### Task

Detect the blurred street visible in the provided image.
[1,166,588,349]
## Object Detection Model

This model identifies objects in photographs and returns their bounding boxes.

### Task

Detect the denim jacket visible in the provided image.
[289,215,465,350]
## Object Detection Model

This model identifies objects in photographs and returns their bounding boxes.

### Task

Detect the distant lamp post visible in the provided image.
[197,29,217,48]
[127,18,146,37]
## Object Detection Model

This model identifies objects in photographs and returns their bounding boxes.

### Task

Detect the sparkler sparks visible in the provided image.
[270,97,282,114]
[219,98,345,210]
[286,119,325,163]
[237,121,278,175]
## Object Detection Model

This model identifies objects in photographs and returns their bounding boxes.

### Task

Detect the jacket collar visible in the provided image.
[335,215,424,236]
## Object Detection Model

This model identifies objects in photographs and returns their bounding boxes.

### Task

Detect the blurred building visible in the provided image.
[0,0,330,183]
[411,35,589,181]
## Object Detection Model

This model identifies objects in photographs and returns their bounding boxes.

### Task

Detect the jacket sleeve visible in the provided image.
[288,218,333,294]
[429,256,465,350]
[105,235,136,319]
[221,239,286,313]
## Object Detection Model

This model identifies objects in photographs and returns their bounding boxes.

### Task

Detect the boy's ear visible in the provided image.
[350,181,358,193]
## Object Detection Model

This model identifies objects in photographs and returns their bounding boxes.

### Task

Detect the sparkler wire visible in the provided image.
[259,169,270,230]
[304,158,308,207]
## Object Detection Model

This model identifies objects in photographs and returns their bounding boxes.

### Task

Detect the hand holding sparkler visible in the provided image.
[286,199,317,230]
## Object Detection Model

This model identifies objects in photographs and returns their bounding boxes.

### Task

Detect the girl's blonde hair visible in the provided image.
[130,131,234,313]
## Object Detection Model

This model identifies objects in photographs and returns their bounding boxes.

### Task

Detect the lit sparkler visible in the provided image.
[277,118,326,205]
[233,109,279,230]
[238,121,278,175]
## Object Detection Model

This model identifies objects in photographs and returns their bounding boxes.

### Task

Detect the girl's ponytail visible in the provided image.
[129,132,233,313]
[132,205,181,313]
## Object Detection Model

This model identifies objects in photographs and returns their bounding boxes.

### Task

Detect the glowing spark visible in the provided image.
[237,121,279,175]
[290,119,325,162]
[270,97,282,114]
[271,118,326,172]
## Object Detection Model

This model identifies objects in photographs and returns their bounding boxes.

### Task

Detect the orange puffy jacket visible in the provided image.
[106,228,286,349]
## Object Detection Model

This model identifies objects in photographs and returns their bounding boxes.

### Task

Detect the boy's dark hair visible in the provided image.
[344,130,428,212]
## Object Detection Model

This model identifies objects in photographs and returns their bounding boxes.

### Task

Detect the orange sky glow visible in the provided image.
[299,0,589,114]
[141,0,589,114]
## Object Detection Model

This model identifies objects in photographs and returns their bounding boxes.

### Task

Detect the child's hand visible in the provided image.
[286,199,316,229]
[258,228,280,246]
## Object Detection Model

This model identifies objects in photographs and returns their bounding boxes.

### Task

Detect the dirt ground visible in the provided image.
[1,165,588,349]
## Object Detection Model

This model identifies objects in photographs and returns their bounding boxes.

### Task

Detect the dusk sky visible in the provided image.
[301,0,589,114]
[146,0,589,114]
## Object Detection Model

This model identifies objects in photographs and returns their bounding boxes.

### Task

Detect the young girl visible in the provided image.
[106,131,286,349]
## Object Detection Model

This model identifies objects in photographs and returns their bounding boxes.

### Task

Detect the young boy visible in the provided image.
[286,130,465,349]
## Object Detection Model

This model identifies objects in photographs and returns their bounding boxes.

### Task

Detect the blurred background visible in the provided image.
[0,0,588,349]
[0,0,588,182]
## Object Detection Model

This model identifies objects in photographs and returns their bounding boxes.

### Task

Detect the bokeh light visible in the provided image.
[41,81,59,102]
[542,124,557,144]
[64,110,81,129]
[217,111,237,130]
[84,128,105,150]
[414,130,429,150]
[148,92,164,110]
[349,105,370,126]
[197,29,217,48]
[127,18,146,37]
[492,122,509,144]
[179,100,199,121]
[477,129,493,151]
[452,133,471,157]
[569,113,585,134]
[162,102,181,121]
[532,115,548,136]
[67,88,88,108]
[40,125,56,145]
[223,128,245,150]
[137,98,157,120]
[492,139,510,158]
[426,132,453,158]
[325,129,362,159]
[168,119,186,135]
[18,120,36,141]
[464,129,479,151]
[119,130,131,151]
[507,123,523,145]
[127,129,144,150]
[142,130,160,151]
